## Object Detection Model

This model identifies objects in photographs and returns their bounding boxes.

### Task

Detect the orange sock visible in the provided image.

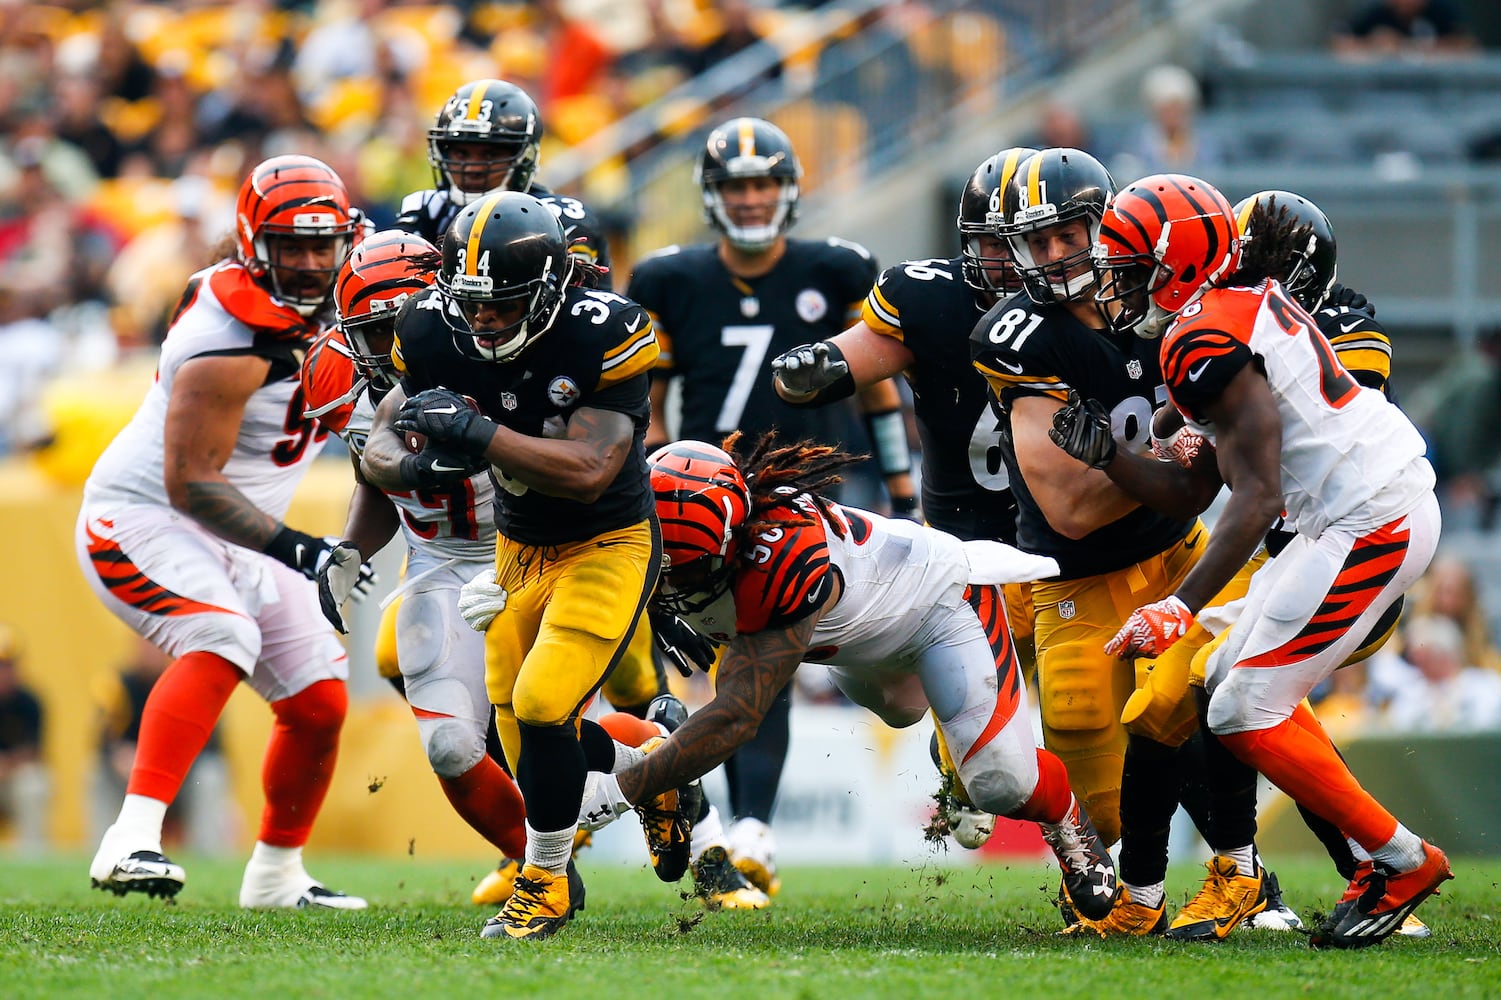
[1218,717,1398,850]
[260,679,346,847]
[127,650,242,802]
[1007,748,1075,823]
[600,711,662,746]
[439,757,527,857]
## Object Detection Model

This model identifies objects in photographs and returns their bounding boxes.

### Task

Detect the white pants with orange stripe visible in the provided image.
[75,502,347,702]
[1206,491,1441,736]
[826,584,1039,818]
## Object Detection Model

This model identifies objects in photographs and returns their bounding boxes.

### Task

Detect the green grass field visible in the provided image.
[3,853,1497,999]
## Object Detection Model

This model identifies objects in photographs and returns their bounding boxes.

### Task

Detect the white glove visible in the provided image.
[457,570,508,632]
[316,542,378,635]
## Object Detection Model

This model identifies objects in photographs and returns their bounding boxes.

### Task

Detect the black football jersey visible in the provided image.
[391,284,657,545]
[969,295,1190,579]
[1316,300,1394,400]
[394,182,613,287]
[627,237,877,446]
[862,256,1016,543]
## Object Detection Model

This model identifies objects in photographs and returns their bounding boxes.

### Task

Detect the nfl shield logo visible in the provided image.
[1059,599,1076,620]
[1126,359,1143,380]
[501,392,518,411]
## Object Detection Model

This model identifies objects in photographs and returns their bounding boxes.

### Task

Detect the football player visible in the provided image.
[396,78,613,285]
[627,116,916,898]
[567,435,1120,922]
[1062,173,1452,949]
[359,191,693,941]
[79,155,370,909]
[968,149,1272,938]
[771,146,1037,848]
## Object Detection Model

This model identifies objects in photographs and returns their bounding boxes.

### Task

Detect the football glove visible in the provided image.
[1049,390,1116,469]
[457,570,508,632]
[397,445,488,490]
[1326,282,1374,318]
[264,527,338,580]
[1105,596,1195,660]
[316,541,378,634]
[771,341,855,404]
[394,388,496,454]
[649,607,716,677]
[1150,425,1207,468]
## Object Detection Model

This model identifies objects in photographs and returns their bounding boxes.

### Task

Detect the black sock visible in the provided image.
[1119,733,1180,889]
[577,717,618,773]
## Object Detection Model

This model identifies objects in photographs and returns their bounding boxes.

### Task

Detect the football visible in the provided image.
[405,431,427,453]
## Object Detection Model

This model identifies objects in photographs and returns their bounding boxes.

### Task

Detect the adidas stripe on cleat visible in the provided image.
[1312,842,1452,949]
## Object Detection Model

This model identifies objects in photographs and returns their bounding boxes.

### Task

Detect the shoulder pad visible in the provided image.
[824,235,873,260]
[299,331,358,433]
[204,262,316,342]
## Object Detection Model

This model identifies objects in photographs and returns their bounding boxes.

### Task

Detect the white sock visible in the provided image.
[1123,880,1164,909]
[578,772,635,829]
[691,803,728,858]
[1220,844,1257,875]
[248,841,303,871]
[526,822,576,874]
[1369,825,1426,872]
[114,794,169,844]
[612,739,647,772]
[1348,838,1372,864]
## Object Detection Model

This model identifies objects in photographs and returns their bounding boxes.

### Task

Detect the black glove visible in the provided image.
[1326,282,1374,318]
[649,608,717,677]
[264,527,338,579]
[394,388,496,454]
[1048,390,1117,469]
[890,494,922,522]
[771,341,850,398]
[316,541,378,634]
[398,445,489,490]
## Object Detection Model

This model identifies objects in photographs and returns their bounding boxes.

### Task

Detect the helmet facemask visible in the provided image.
[440,254,572,363]
[342,311,401,391]
[257,230,355,317]
[1007,211,1103,305]
[431,137,538,206]
[702,174,799,253]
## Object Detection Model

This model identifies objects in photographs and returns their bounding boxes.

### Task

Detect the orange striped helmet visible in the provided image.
[235,155,360,316]
[649,441,751,615]
[336,229,440,390]
[1094,173,1240,337]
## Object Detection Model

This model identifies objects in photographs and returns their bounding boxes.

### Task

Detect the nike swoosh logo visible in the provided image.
[293,543,306,564]
[1188,361,1211,382]
[428,461,468,474]
[597,540,626,548]
[1338,318,1363,332]
[426,404,459,415]
[626,315,645,334]
[999,360,1024,374]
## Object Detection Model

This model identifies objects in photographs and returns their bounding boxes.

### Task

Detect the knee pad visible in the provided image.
[418,715,487,778]
[962,765,1032,819]
[272,677,347,733]
[396,590,455,682]
[375,596,401,679]
[1038,640,1118,734]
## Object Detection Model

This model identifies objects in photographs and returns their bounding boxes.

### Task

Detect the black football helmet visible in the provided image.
[428,79,542,205]
[1000,148,1115,304]
[957,146,1037,298]
[1233,190,1338,311]
[696,117,801,252]
[437,191,573,363]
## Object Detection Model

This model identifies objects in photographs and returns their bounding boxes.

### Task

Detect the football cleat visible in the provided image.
[1061,885,1168,938]
[1165,854,1267,941]
[727,816,781,896]
[691,846,771,910]
[472,830,592,906]
[645,692,688,734]
[480,861,585,941]
[944,802,997,850]
[1312,842,1452,949]
[90,849,186,900]
[294,886,368,910]
[240,861,368,910]
[1398,913,1432,938]
[1245,868,1304,931]
[1040,798,1118,922]
[634,737,697,882]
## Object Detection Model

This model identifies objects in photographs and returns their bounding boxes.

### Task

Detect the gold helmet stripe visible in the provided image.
[465,193,505,277]
[466,80,493,122]
[738,119,756,158]
[1025,151,1046,209]
[1234,192,1264,237]
[998,147,1030,199]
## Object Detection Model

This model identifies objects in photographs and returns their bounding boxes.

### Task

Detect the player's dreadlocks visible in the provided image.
[721,429,863,540]
[1224,198,1313,292]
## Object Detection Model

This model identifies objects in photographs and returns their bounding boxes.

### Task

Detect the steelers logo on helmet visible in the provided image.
[648,441,751,616]
[438,191,574,363]
[956,146,1037,298]
[428,79,543,206]
[235,154,361,317]
[1000,148,1114,306]
[1232,190,1338,312]
[696,117,802,253]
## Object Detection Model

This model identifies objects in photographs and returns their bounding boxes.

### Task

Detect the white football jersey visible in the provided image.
[1164,281,1433,537]
[342,394,497,560]
[85,264,326,519]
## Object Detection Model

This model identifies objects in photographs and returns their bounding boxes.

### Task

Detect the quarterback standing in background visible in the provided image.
[78,155,370,909]
[361,191,692,941]
[628,117,914,898]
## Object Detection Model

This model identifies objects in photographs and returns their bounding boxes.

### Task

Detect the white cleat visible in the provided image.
[726,817,781,896]
[944,803,997,850]
[240,862,367,910]
[91,849,186,899]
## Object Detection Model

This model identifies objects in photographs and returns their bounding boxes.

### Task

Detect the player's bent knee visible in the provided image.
[272,677,348,732]
[962,765,1033,817]
[421,717,487,778]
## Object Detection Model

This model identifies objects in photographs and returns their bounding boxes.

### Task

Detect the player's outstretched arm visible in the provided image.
[359,383,414,491]
[772,322,912,406]
[616,614,816,805]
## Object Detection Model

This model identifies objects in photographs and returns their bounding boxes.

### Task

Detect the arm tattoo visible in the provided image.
[617,615,818,804]
[182,480,279,550]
